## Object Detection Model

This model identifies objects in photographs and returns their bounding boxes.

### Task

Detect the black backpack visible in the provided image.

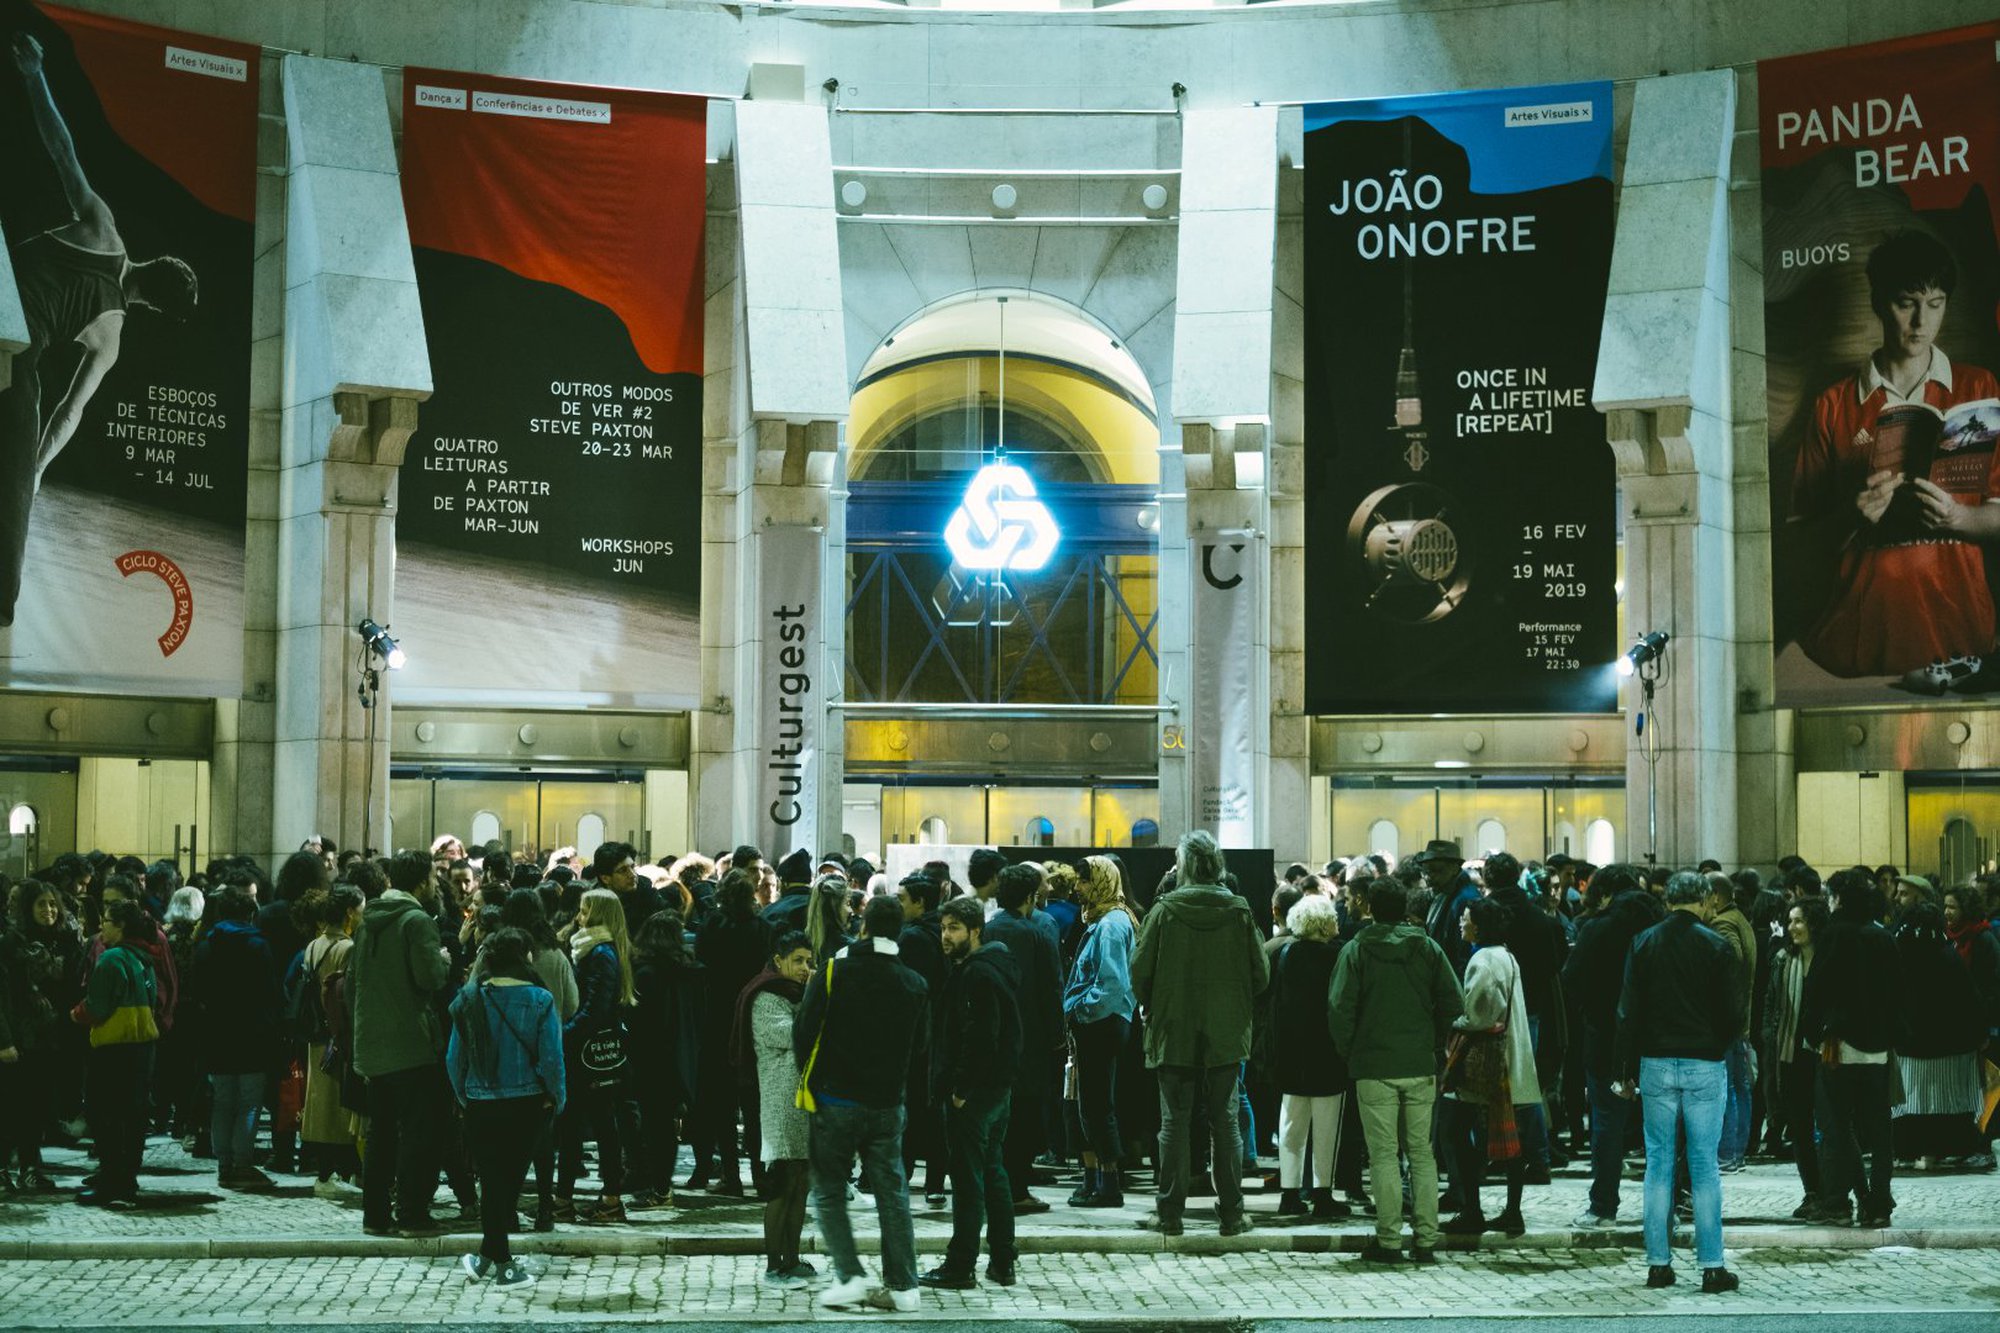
[283,948,331,1045]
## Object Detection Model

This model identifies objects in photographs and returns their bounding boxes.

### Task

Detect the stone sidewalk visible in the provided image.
[4,1136,1998,1259]
[0,1246,1996,1327]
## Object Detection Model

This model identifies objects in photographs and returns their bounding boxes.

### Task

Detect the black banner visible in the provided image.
[1302,82,1617,714]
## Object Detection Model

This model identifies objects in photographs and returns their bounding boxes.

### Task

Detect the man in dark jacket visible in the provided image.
[1702,871,1758,1172]
[1328,878,1464,1263]
[1801,869,1901,1227]
[190,886,283,1192]
[1130,830,1269,1237]
[761,848,817,933]
[1417,841,1481,978]
[350,849,452,1237]
[894,872,947,1203]
[795,895,930,1313]
[1615,871,1743,1295]
[1560,863,1662,1227]
[981,863,1063,1215]
[920,896,1023,1290]
[595,842,663,934]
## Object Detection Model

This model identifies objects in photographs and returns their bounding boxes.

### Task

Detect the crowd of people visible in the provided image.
[0,830,1994,1307]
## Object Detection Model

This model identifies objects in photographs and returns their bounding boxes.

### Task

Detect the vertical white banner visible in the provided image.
[1193,538,1258,846]
[758,525,822,862]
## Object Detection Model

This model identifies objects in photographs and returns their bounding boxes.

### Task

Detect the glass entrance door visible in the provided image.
[1328,776,1624,865]
[391,769,646,861]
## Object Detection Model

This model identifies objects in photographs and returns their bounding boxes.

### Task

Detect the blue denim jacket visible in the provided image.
[447,980,566,1113]
[1063,909,1137,1024]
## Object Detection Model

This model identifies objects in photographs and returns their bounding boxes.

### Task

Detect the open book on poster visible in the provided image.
[1871,398,2000,543]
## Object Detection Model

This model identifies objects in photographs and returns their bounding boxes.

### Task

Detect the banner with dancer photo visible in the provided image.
[1761,23,2000,706]
[0,2,254,695]
[1301,81,1617,714]
[398,69,705,706]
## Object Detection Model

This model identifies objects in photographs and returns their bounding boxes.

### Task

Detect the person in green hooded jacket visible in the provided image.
[1328,877,1464,1264]
[350,849,452,1236]
[1129,829,1268,1238]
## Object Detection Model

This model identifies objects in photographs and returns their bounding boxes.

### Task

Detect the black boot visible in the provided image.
[1276,1188,1306,1216]
[1067,1165,1100,1207]
[1084,1168,1124,1208]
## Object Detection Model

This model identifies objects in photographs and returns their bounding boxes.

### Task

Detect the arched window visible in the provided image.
[1553,821,1577,858]
[1585,818,1616,866]
[575,813,607,856]
[1025,816,1055,848]
[470,809,502,848]
[918,816,949,845]
[1366,819,1400,862]
[1131,818,1159,848]
[7,804,36,837]
[1475,819,1507,858]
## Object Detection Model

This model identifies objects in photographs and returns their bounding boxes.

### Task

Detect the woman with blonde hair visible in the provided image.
[560,888,638,1223]
[1062,855,1139,1207]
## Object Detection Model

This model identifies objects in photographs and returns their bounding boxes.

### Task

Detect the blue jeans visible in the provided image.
[943,1089,1014,1271]
[1639,1057,1725,1268]
[209,1072,264,1171]
[809,1102,917,1291]
[1719,1038,1754,1166]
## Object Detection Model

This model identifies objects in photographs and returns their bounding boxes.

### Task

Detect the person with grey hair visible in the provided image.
[1269,894,1349,1218]
[1616,869,1744,1294]
[1129,830,1269,1236]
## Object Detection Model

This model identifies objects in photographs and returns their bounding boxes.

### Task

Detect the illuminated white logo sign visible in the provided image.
[944,462,1059,572]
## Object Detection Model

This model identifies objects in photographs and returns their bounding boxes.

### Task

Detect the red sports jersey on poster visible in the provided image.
[400,69,706,377]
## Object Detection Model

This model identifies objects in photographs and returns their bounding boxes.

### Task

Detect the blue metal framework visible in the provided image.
[845,480,1161,705]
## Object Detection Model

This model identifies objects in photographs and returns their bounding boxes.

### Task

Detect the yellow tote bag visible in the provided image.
[794,958,834,1113]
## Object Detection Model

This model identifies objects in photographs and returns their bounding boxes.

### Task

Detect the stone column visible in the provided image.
[1169,107,1293,849]
[266,55,430,864]
[1593,71,1742,867]
[693,90,847,861]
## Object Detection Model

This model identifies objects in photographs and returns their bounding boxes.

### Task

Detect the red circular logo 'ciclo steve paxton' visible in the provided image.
[114,550,195,658]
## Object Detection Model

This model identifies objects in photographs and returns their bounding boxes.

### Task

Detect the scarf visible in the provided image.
[1947,915,1991,965]
[730,963,806,1087]
[570,924,615,968]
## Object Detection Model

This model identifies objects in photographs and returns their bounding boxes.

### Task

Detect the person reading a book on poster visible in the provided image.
[1,33,200,629]
[1790,230,2000,692]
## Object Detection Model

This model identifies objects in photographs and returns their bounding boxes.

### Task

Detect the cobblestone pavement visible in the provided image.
[2,1136,1997,1258]
[0,1245,1995,1326]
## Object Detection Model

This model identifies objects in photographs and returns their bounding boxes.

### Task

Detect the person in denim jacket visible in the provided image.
[448,927,564,1289]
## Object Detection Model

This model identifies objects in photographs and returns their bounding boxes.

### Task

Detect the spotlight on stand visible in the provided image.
[357,618,406,671]
[1616,630,1670,679]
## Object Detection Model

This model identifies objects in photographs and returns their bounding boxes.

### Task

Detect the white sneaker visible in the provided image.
[1571,1207,1618,1229]
[314,1178,362,1200]
[820,1275,875,1310]
[866,1287,920,1313]
[460,1253,493,1282]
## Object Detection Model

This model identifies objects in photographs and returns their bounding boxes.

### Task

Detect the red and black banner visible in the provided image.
[0,1,253,694]
[1763,23,2000,706]
[397,69,705,704]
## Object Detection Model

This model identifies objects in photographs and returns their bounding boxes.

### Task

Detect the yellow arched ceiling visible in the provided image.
[850,357,1160,485]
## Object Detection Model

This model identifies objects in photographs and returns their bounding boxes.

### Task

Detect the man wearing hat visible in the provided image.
[1417,840,1481,979]
[762,849,818,932]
